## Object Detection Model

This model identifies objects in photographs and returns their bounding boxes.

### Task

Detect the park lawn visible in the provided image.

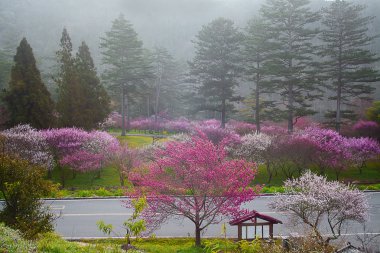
[115,134,168,148]
[253,159,380,187]
[50,166,121,190]
[117,135,155,147]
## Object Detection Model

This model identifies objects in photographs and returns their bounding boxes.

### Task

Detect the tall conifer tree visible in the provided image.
[5,38,54,129]
[75,41,110,130]
[190,18,243,128]
[100,14,151,136]
[320,0,380,132]
[55,28,81,127]
[243,17,277,132]
[260,0,321,132]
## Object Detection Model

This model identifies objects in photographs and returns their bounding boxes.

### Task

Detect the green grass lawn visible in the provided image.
[50,166,121,190]
[254,159,380,187]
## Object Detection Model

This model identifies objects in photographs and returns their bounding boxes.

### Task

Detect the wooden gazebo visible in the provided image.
[229,210,282,240]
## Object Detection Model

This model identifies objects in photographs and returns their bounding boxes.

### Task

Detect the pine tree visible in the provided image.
[55,28,82,128]
[146,47,182,121]
[4,38,54,129]
[260,0,321,132]
[190,18,243,128]
[75,41,110,130]
[320,0,380,132]
[100,14,152,136]
[242,17,277,132]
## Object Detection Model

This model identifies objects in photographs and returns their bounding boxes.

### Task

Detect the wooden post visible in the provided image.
[269,224,273,239]
[238,224,242,240]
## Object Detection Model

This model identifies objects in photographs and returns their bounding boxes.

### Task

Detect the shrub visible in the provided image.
[0,154,55,239]
[37,232,124,253]
[0,223,36,253]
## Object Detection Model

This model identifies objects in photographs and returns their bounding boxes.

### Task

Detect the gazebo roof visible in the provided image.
[229,210,283,226]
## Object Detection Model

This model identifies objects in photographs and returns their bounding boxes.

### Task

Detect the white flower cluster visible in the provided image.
[2,125,54,170]
[232,133,272,163]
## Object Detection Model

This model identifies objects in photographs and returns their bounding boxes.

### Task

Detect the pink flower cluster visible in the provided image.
[41,128,119,172]
[1,125,53,169]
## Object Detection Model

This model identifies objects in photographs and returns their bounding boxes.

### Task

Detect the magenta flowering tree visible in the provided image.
[164,118,193,133]
[129,134,258,246]
[1,125,53,170]
[353,120,380,140]
[195,120,241,146]
[111,144,142,186]
[346,137,380,174]
[269,171,369,246]
[302,127,352,179]
[64,130,119,177]
[42,128,91,186]
[43,128,120,186]
[226,120,256,135]
[272,134,321,179]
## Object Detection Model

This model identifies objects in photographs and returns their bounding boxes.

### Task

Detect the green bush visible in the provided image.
[94,187,112,196]
[0,223,37,253]
[261,186,285,193]
[0,155,55,239]
[37,232,123,253]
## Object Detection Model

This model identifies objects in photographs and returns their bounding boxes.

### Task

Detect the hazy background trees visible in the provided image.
[0,0,379,130]
[4,38,54,129]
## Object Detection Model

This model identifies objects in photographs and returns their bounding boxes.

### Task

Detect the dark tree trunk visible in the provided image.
[154,76,161,125]
[60,166,65,188]
[195,225,201,247]
[221,99,226,129]
[147,96,150,117]
[336,84,342,133]
[288,82,294,133]
[255,70,261,133]
[121,86,126,136]
[47,169,52,179]
[266,162,273,184]
[336,42,343,133]
[126,94,130,131]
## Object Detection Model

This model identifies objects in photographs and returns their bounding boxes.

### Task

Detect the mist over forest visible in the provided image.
[1,0,379,125]
[2,0,380,62]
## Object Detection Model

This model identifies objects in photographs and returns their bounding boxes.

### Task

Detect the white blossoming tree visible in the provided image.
[269,171,369,246]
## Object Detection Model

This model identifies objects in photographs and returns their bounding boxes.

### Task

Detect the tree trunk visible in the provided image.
[255,68,261,133]
[47,169,52,179]
[121,86,126,136]
[336,84,342,133]
[126,94,130,131]
[336,41,343,133]
[154,76,161,125]
[147,96,150,117]
[195,225,201,247]
[72,169,76,179]
[288,82,294,133]
[60,166,65,188]
[119,173,125,187]
[221,99,226,129]
[266,161,272,184]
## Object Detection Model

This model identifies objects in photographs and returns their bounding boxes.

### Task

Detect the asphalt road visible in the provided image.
[46,192,380,245]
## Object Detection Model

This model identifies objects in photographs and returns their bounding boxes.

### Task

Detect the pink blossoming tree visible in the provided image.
[1,125,53,170]
[269,171,369,246]
[346,137,380,174]
[129,134,258,246]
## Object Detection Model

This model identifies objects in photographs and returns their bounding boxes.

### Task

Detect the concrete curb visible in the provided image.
[41,190,380,201]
